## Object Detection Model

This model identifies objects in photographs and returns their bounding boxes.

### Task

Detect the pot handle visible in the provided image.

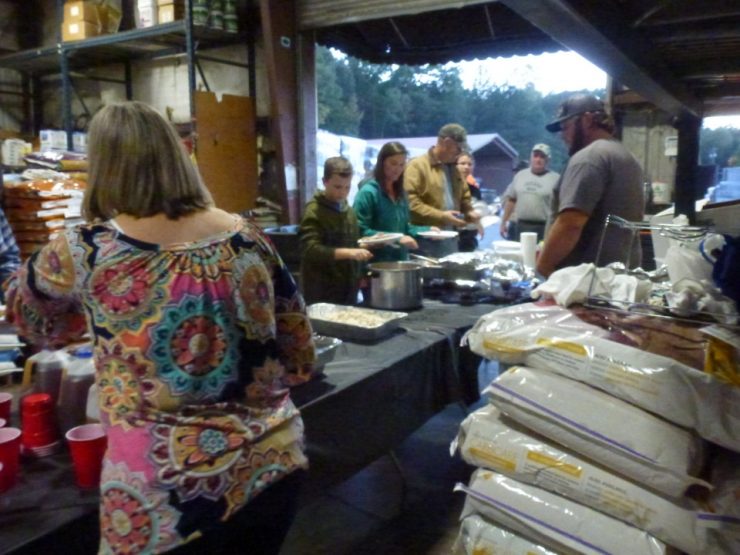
[368,270,380,279]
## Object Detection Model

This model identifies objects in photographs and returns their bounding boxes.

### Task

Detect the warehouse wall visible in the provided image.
[622,109,677,198]
[7,0,268,130]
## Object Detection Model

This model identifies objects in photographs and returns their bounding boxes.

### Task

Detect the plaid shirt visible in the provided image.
[0,209,20,300]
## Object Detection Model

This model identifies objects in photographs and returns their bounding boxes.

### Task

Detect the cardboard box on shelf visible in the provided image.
[64,1,103,24]
[39,129,69,151]
[62,20,103,42]
[73,132,88,154]
[136,1,158,28]
[158,4,185,24]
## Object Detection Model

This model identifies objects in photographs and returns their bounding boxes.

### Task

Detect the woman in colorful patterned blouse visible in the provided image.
[4,101,317,554]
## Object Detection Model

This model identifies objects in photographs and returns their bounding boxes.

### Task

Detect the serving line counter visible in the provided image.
[0,300,500,554]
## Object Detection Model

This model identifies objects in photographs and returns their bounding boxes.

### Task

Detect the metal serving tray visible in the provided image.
[307,303,408,341]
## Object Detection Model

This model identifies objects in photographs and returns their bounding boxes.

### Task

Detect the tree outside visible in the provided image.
[316,46,740,182]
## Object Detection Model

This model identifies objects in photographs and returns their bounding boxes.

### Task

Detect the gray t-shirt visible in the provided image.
[554,138,645,269]
[503,168,560,222]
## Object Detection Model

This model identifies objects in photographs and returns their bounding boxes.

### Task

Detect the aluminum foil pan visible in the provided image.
[307,303,408,341]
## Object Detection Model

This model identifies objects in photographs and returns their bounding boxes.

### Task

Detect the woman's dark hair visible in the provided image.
[373,141,409,197]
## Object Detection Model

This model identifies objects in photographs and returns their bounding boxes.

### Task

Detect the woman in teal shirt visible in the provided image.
[353,142,432,262]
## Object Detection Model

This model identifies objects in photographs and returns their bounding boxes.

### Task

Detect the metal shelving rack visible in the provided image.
[0,0,255,151]
[585,214,739,329]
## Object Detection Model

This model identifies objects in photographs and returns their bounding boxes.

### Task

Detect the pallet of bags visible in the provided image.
[455,469,668,555]
[454,514,557,555]
[464,302,740,452]
[453,404,709,554]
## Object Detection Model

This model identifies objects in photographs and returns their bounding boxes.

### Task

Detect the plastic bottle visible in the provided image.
[28,349,69,406]
[58,346,95,433]
[85,384,100,423]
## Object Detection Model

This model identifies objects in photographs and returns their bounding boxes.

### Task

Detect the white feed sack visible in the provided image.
[453,514,557,555]
[485,367,710,498]
[456,470,667,555]
[463,302,609,364]
[452,404,706,554]
[469,305,740,451]
[700,449,740,554]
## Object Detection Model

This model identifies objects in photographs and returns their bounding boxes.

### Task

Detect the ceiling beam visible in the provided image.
[498,0,703,118]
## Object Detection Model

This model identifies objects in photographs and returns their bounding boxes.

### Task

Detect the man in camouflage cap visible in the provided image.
[404,123,481,234]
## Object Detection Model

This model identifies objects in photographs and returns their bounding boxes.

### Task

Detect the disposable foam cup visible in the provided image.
[0,392,12,421]
[520,232,538,270]
[65,423,107,489]
[0,427,21,492]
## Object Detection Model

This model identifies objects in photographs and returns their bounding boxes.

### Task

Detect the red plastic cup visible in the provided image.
[0,392,12,421]
[21,393,58,450]
[65,423,107,489]
[0,427,21,492]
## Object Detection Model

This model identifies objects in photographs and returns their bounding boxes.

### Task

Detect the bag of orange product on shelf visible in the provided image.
[6,219,66,232]
[3,179,77,200]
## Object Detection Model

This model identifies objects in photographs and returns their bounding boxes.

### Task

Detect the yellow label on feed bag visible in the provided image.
[469,446,517,472]
[526,450,583,477]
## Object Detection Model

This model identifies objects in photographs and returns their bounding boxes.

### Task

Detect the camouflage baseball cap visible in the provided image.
[438,123,469,151]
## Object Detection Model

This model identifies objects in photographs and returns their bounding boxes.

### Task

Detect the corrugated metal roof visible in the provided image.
[366,132,518,158]
[305,0,740,118]
[298,0,490,30]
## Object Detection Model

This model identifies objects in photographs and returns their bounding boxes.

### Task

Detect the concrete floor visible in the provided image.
[280,222,505,555]
[280,361,500,555]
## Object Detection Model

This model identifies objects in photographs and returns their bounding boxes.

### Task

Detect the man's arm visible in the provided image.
[536,209,589,277]
[499,198,516,238]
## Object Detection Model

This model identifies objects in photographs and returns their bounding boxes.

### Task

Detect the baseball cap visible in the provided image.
[531,143,551,157]
[546,94,605,132]
[438,123,469,151]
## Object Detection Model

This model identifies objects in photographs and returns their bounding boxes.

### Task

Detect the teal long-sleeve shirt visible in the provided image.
[352,179,429,262]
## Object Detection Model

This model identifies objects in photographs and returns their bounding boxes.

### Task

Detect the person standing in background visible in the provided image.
[4,101,316,554]
[0,208,20,301]
[456,152,482,200]
[299,157,372,305]
[353,141,432,262]
[455,151,484,251]
[499,143,559,242]
[537,94,645,277]
[404,123,482,233]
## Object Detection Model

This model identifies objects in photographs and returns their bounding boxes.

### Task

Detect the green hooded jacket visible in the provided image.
[353,179,430,262]
[299,190,362,305]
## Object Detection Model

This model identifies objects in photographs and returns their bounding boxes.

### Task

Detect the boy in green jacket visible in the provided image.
[299,157,373,305]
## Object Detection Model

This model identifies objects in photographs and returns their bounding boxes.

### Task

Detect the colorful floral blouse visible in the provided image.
[5,217,317,554]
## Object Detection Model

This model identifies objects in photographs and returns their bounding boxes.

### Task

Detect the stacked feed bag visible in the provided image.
[453,301,740,554]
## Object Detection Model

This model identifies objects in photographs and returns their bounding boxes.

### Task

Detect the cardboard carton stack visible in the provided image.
[62,1,122,42]
[158,0,185,24]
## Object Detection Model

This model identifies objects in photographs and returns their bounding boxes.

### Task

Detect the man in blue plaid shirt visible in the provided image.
[0,208,20,302]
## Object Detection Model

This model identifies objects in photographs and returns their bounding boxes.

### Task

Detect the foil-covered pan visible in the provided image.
[307,303,408,341]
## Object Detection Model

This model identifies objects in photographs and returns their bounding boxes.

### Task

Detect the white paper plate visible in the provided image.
[418,230,459,239]
[358,232,403,246]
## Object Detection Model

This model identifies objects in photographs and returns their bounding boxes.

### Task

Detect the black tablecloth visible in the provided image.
[0,300,500,554]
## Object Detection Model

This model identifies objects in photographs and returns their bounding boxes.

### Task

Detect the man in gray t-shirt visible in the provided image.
[500,143,560,241]
[537,94,645,277]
